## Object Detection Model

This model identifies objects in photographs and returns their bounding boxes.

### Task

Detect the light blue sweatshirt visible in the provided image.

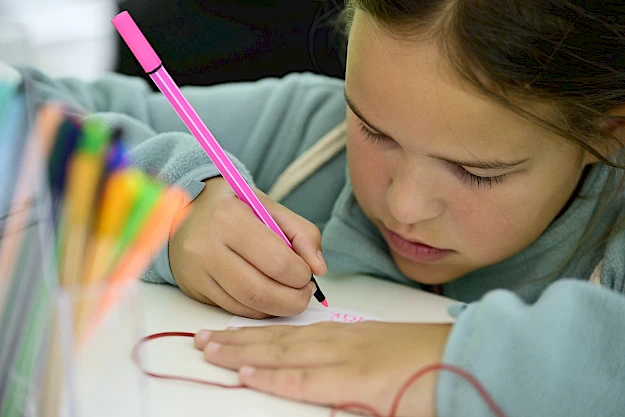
[21,65,625,417]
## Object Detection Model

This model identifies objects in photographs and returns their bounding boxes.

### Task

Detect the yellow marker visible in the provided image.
[74,169,144,334]
[81,168,144,285]
[81,187,191,344]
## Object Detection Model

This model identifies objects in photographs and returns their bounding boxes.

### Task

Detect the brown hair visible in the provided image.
[337,0,625,282]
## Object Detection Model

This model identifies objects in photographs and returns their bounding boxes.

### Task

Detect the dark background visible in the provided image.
[115,0,346,88]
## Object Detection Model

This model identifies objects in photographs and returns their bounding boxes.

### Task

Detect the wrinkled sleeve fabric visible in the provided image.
[439,279,625,417]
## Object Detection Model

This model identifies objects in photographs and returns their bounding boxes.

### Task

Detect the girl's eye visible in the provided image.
[458,167,507,189]
[358,121,390,144]
[359,120,507,188]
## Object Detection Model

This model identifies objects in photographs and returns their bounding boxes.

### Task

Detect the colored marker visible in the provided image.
[112,11,328,306]
[82,187,190,345]
[48,118,81,202]
[58,119,110,287]
[109,175,163,266]
[81,168,144,285]
[105,140,130,173]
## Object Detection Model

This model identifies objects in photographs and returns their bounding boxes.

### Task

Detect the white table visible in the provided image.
[70,273,456,417]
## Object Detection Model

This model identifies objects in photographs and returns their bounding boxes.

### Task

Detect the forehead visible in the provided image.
[345,10,569,158]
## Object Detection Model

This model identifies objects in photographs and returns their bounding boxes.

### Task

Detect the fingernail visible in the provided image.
[310,284,317,297]
[226,327,241,331]
[317,250,327,269]
[206,342,221,352]
[240,366,256,377]
[195,330,211,346]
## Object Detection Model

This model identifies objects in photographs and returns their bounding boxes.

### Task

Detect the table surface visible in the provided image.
[70,273,457,417]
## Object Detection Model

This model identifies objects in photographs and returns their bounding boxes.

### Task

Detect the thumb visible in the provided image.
[259,195,327,277]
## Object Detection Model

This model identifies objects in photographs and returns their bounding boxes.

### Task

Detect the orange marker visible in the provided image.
[80,187,190,344]
[73,169,144,334]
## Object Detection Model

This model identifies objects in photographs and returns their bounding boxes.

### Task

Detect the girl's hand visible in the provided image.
[169,177,327,319]
[194,322,452,417]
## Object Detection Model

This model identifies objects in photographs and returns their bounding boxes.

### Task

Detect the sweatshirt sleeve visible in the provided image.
[437,279,625,417]
[21,66,345,286]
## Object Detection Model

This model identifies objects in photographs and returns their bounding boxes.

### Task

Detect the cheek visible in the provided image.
[347,135,390,214]
[448,192,499,244]
[445,190,529,266]
[448,177,567,262]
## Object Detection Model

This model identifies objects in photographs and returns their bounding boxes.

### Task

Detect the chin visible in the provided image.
[392,254,462,286]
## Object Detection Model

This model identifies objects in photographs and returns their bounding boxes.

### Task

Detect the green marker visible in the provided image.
[77,118,111,156]
[110,175,163,265]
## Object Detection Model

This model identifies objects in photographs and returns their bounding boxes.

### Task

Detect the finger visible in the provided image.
[239,366,350,405]
[218,198,313,288]
[203,341,343,370]
[212,245,316,316]
[187,268,271,320]
[259,196,327,277]
[194,322,345,349]
[195,326,292,349]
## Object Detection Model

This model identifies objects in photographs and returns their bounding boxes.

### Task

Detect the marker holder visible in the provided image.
[33,281,149,417]
[1,30,157,417]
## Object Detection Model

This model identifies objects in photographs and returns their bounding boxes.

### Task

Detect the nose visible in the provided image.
[386,162,445,225]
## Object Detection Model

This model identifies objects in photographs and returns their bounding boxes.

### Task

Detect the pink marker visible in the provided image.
[112,11,328,307]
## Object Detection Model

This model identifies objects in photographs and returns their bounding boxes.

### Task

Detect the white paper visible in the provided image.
[228,305,381,328]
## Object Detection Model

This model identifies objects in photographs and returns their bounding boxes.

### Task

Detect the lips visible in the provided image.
[382,227,453,263]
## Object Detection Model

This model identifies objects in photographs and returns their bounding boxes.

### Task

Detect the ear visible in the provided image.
[585,104,625,166]
[600,103,625,142]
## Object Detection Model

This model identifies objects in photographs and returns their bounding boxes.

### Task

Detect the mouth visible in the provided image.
[381,227,454,263]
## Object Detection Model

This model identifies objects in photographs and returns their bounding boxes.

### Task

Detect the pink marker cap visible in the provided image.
[112,11,161,73]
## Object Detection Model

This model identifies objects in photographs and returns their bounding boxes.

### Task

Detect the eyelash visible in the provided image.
[357,121,508,188]
[358,121,388,145]
[458,168,507,188]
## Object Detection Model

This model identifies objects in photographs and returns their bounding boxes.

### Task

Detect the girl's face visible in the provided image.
[345,10,595,285]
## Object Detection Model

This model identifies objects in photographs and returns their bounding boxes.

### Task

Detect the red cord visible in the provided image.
[133,332,508,417]
[132,332,245,389]
[384,363,508,417]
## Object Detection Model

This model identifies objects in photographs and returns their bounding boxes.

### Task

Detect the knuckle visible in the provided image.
[202,344,221,361]
[179,232,201,256]
[272,343,290,362]
[355,362,376,381]
[179,235,214,270]
[290,295,309,315]
[268,253,290,277]
[306,221,322,241]
[212,200,236,225]
[248,309,270,320]
[270,329,288,344]
[242,286,272,310]
[291,370,311,401]
[221,194,243,211]
[177,280,196,299]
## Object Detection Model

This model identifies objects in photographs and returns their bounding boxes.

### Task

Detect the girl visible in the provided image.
[22,0,625,415]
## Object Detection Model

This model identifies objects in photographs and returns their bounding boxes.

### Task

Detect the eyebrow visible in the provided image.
[344,88,394,138]
[344,88,530,171]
